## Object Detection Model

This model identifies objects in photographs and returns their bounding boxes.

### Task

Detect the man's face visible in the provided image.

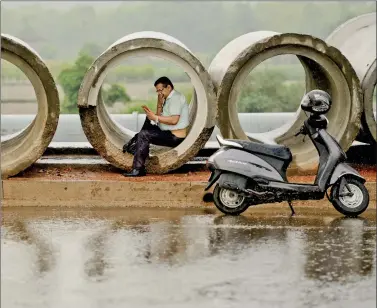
[155,83,171,99]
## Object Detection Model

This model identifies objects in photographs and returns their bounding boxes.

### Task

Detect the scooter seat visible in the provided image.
[228,139,292,161]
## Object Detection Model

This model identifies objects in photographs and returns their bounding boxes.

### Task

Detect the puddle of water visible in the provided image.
[1,208,376,308]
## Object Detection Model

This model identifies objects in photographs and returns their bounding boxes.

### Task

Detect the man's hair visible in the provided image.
[154,76,174,89]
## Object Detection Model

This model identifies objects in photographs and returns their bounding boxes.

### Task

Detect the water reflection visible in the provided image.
[82,219,151,280]
[208,215,289,255]
[2,219,56,276]
[303,217,375,282]
[1,209,376,308]
[83,228,109,279]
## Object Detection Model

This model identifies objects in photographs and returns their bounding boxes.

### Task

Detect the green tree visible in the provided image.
[237,70,305,113]
[57,49,132,113]
[103,84,131,106]
[57,51,94,113]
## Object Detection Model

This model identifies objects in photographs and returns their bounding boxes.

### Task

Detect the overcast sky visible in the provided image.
[1,1,124,10]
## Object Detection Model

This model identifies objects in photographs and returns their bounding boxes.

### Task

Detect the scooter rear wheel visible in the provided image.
[330,177,369,217]
[213,184,249,215]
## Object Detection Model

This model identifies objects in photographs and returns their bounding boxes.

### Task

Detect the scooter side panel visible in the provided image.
[211,148,285,182]
[329,163,366,186]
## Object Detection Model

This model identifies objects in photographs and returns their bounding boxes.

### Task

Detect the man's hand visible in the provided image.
[142,105,157,122]
[143,105,180,126]
[157,92,165,108]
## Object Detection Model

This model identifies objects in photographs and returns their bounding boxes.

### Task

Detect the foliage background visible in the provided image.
[1,1,375,114]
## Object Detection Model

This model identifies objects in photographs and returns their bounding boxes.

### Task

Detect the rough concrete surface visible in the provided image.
[2,164,375,209]
[1,34,60,179]
[208,31,363,174]
[326,13,376,144]
[78,32,217,174]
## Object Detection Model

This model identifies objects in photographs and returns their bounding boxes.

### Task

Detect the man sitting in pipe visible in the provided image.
[123,76,189,177]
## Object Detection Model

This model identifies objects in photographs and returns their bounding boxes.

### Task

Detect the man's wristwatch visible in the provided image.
[155,115,159,124]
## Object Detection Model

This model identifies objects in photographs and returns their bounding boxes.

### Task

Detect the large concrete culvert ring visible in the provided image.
[208,31,363,174]
[326,13,376,144]
[78,32,217,174]
[1,34,60,178]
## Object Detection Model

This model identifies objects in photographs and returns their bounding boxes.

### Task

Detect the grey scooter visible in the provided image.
[205,90,370,216]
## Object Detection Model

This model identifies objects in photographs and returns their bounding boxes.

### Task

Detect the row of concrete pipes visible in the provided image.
[1,13,376,178]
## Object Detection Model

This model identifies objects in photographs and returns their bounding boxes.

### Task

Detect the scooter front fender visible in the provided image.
[329,163,366,186]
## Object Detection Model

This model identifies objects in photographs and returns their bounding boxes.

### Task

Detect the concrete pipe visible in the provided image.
[1,34,60,178]
[78,32,217,174]
[326,13,376,144]
[208,31,363,174]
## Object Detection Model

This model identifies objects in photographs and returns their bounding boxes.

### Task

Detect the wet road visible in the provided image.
[1,208,376,308]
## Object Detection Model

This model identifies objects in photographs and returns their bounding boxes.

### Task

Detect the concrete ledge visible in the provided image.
[2,180,206,207]
[2,163,375,211]
[2,177,375,210]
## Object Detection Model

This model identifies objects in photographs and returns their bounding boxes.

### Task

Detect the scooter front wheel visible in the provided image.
[330,177,369,217]
[213,184,249,216]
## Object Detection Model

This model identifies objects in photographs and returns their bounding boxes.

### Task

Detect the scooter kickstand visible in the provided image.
[288,201,295,216]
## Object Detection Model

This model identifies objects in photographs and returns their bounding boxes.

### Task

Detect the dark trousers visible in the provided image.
[133,119,184,169]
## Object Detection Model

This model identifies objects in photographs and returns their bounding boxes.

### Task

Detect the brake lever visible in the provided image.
[294,126,308,142]
[294,126,306,137]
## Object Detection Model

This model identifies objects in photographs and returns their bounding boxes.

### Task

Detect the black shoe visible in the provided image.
[122,168,146,177]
